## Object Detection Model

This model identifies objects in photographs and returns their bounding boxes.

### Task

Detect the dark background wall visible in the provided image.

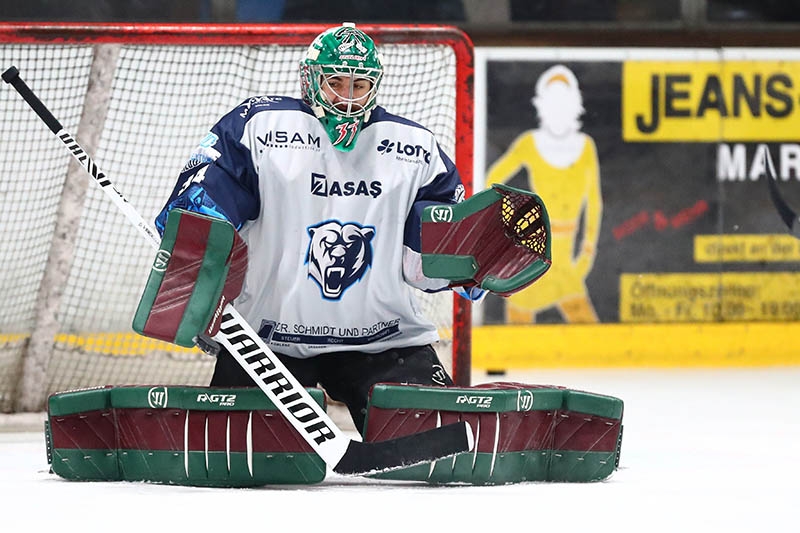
[4,1,800,47]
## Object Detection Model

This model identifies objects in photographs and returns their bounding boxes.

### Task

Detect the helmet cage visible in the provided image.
[304,63,382,119]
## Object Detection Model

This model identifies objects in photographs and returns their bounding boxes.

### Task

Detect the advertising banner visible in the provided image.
[473,48,800,366]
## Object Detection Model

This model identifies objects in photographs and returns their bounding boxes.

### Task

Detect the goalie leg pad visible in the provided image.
[45,386,326,487]
[133,208,247,348]
[363,382,623,484]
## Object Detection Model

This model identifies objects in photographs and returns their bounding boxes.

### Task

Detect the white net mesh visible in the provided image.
[0,36,464,412]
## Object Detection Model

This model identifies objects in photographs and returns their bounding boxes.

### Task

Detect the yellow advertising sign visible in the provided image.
[620,272,800,322]
[472,322,800,369]
[623,61,800,141]
[694,234,800,262]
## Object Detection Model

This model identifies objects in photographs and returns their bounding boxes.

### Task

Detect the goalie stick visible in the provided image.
[764,147,800,239]
[2,65,473,476]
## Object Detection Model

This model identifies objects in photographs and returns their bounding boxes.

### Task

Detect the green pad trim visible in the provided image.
[372,449,618,484]
[175,214,236,345]
[50,449,325,486]
[564,389,624,420]
[48,386,113,417]
[368,383,565,413]
[423,186,503,224]
[49,386,326,413]
[107,386,325,412]
[368,383,623,420]
[421,254,477,280]
[50,448,120,481]
[118,450,324,486]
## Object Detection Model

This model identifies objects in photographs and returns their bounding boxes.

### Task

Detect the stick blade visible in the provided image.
[333,420,473,476]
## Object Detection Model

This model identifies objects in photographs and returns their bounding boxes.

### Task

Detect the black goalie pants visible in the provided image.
[209,344,453,433]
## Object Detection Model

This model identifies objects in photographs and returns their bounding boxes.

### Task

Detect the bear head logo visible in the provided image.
[305,220,375,300]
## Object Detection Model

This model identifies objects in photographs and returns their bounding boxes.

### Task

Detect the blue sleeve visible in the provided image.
[403,145,465,253]
[155,105,261,235]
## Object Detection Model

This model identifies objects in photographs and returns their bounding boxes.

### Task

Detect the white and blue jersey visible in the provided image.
[157,96,465,358]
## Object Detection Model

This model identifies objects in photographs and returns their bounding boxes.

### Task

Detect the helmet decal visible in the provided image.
[333,27,370,60]
[332,117,360,148]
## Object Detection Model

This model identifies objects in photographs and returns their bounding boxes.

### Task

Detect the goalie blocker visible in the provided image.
[133,208,247,350]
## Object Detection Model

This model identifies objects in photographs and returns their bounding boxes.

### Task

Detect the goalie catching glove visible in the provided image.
[133,209,248,350]
[421,183,551,296]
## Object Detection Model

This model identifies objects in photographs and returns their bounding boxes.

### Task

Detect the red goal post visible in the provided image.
[0,23,473,412]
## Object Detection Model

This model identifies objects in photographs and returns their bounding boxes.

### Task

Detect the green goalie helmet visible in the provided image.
[301,23,383,151]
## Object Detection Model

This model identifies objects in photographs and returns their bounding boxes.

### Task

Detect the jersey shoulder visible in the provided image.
[215,96,315,133]
[365,106,434,138]
[237,95,315,119]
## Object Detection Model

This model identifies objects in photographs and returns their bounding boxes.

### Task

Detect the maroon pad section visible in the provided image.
[204,412,228,452]
[422,204,496,256]
[422,204,547,289]
[553,412,622,452]
[473,382,623,449]
[366,407,619,453]
[365,407,556,453]
[49,409,116,450]
[142,214,212,341]
[112,408,316,453]
[228,411,249,452]
[496,411,555,452]
[364,382,620,454]
[251,411,315,453]
[117,409,186,451]
[187,411,206,452]
[365,408,441,442]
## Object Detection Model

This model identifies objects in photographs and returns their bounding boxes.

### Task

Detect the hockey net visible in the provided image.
[0,23,473,412]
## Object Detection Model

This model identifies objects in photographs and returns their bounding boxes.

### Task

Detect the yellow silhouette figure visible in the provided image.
[487,65,602,324]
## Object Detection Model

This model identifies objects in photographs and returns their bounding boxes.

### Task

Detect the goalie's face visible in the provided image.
[320,74,374,116]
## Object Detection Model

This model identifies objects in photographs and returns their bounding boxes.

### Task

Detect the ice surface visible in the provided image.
[3,368,798,532]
